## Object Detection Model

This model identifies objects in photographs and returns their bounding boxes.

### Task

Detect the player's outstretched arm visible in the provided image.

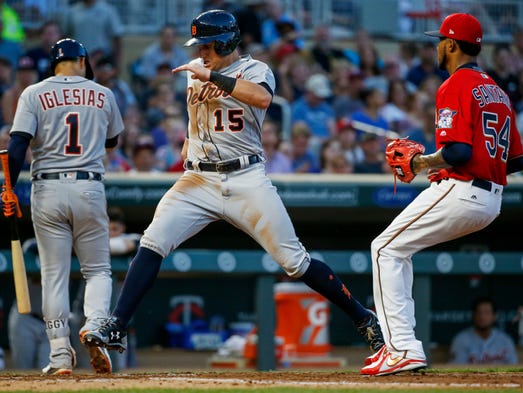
[172,64,272,109]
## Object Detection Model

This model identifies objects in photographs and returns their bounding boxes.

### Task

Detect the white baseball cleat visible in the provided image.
[360,347,427,376]
[42,346,77,375]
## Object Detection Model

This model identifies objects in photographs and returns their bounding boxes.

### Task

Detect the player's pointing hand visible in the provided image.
[172,63,210,82]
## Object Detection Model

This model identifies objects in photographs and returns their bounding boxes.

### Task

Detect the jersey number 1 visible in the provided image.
[64,112,82,155]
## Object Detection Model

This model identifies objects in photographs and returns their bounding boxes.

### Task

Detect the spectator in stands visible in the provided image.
[289,121,320,174]
[331,68,365,120]
[61,0,124,70]
[135,23,190,86]
[515,69,523,115]
[450,297,518,365]
[118,128,143,168]
[104,143,132,173]
[261,0,304,58]
[155,116,186,172]
[261,119,292,174]
[233,0,264,52]
[2,56,38,125]
[510,26,523,75]
[145,107,168,150]
[0,56,12,125]
[405,88,431,132]
[342,29,382,70]
[275,52,311,103]
[319,136,341,171]
[0,17,23,67]
[381,55,404,84]
[308,24,346,73]
[104,108,140,173]
[353,133,388,174]
[418,73,443,99]
[380,78,416,135]
[145,78,178,119]
[319,136,353,174]
[486,43,521,108]
[405,100,437,154]
[94,55,137,117]
[396,40,419,80]
[350,86,389,142]
[359,42,389,105]
[406,42,448,88]
[291,73,335,152]
[336,118,364,166]
[130,137,160,173]
[24,20,62,81]
[0,0,24,43]
[323,152,353,174]
[0,123,9,151]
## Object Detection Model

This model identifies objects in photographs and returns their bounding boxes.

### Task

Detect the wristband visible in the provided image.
[209,71,237,94]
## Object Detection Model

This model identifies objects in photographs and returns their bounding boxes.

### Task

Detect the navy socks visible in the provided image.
[113,253,369,327]
[300,258,369,323]
[113,247,163,327]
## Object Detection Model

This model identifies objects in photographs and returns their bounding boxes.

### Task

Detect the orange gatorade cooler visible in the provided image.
[274,282,331,357]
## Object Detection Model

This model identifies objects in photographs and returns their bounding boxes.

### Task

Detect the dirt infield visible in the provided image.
[1,370,523,391]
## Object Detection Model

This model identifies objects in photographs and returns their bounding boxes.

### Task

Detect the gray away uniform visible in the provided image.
[10,75,124,367]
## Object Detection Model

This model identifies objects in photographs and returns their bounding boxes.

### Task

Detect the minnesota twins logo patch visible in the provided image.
[437,108,457,128]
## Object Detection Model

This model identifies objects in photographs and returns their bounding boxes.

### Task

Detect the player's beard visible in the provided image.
[438,52,447,71]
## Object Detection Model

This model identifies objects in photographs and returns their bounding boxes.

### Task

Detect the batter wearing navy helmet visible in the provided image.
[83,9,385,362]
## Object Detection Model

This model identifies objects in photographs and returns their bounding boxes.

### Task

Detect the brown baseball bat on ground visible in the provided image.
[0,149,31,314]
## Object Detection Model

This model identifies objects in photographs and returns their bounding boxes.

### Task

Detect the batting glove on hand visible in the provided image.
[1,186,21,218]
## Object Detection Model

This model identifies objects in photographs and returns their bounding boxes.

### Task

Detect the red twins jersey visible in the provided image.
[435,64,523,185]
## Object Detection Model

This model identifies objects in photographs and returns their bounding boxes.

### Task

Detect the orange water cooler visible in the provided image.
[274,282,331,358]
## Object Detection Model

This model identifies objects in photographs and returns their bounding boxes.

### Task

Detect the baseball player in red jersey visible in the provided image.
[361,13,523,376]
[83,9,385,361]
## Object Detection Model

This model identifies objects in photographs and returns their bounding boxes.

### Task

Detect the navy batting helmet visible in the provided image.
[49,38,94,79]
[184,9,241,56]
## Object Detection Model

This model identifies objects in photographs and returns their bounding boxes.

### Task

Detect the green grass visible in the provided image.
[2,389,519,393]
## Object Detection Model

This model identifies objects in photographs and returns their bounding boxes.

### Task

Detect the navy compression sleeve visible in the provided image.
[441,142,472,166]
[7,132,30,185]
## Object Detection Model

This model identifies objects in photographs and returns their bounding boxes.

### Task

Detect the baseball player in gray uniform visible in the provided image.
[83,10,384,361]
[5,38,124,374]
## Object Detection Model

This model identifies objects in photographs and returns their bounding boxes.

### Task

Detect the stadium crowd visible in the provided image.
[1,0,523,178]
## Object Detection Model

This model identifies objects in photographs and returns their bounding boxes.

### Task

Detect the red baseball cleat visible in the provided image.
[364,344,386,366]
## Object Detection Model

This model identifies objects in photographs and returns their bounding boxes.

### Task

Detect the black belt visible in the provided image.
[32,171,103,181]
[472,179,492,192]
[186,155,262,173]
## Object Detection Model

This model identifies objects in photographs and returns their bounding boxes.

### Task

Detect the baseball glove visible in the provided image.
[385,138,425,184]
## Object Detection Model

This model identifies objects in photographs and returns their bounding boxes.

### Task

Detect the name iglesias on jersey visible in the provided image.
[38,88,106,111]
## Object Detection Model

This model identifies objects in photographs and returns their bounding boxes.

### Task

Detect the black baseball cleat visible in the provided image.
[82,316,127,353]
[356,310,385,353]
